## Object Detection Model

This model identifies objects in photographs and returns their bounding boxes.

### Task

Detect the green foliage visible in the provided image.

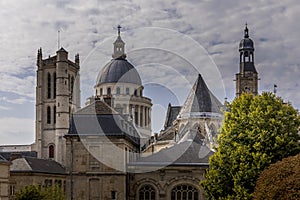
[14,184,65,200]
[201,92,300,200]
[253,153,300,200]
[14,185,44,200]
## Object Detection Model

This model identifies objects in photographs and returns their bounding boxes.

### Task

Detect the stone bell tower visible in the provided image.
[35,47,80,165]
[236,24,258,97]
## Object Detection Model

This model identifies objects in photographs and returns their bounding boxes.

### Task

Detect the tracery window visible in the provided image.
[139,185,156,200]
[171,184,198,200]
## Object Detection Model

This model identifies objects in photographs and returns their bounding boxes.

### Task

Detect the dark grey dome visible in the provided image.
[96,58,142,85]
[239,38,254,50]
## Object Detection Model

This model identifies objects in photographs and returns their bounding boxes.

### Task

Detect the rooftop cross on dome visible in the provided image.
[244,22,249,38]
[113,25,126,59]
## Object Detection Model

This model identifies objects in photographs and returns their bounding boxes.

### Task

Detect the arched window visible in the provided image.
[53,106,56,124]
[47,106,51,124]
[47,73,51,99]
[116,87,120,95]
[139,185,156,200]
[171,184,198,200]
[100,88,103,96]
[49,145,54,159]
[126,88,130,95]
[53,73,56,98]
[107,87,111,95]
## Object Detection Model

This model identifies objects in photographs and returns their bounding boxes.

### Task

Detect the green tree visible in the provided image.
[14,184,65,200]
[201,92,300,200]
[14,185,45,200]
[253,153,300,200]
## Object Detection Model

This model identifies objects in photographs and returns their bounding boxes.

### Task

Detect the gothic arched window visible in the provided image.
[49,145,54,159]
[47,106,51,124]
[53,106,56,124]
[53,73,56,98]
[47,73,51,99]
[139,185,156,200]
[171,184,198,200]
[70,76,74,100]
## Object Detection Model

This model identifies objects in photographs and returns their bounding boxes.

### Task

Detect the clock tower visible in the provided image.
[236,24,258,97]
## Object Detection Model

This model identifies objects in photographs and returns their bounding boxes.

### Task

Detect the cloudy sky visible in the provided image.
[0,0,299,145]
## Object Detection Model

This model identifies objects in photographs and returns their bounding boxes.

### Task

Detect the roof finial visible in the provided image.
[244,22,249,38]
[117,25,121,36]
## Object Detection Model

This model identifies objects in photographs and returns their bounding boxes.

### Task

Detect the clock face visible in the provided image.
[241,81,252,93]
[244,86,251,93]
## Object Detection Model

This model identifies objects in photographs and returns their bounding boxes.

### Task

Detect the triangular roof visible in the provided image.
[178,74,223,118]
[67,100,140,146]
[75,100,117,115]
[10,157,65,175]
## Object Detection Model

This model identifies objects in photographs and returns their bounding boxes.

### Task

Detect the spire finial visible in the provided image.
[244,22,249,38]
[117,25,121,36]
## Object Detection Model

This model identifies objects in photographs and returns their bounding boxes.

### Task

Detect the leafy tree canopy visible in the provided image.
[201,92,300,200]
[253,153,300,200]
[14,184,65,200]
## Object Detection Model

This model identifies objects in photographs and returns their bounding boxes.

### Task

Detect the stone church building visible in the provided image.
[0,25,258,200]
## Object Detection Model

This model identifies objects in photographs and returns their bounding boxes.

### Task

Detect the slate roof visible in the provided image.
[96,58,142,86]
[68,100,140,146]
[163,103,182,129]
[10,157,65,175]
[131,135,213,166]
[178,74,223,117]
[0,151,37,161]
[0,155,7,162]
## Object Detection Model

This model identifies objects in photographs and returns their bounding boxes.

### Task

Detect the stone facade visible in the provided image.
[0,158,9,200]
[34,47,80,165]
[129,166,206,200]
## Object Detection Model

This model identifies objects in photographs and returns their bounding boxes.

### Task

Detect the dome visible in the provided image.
[239,38,254,50]
[96,58,142,86]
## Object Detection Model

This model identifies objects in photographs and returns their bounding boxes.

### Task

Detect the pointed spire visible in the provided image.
[178,74,223,118]
[244,22,249,38]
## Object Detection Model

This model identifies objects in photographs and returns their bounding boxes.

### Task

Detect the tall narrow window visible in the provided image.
[53,73,56,98]
[116,87,120,95]
[53,106,56,124]
[126,88,130,95]
[47,106,51,124]
[107,87,111,95]
[71,76,74,100]
[49,145,54,158]
[111,191,117,200]
[47,73,51,99]
[100,88,103,96]
[139,185,156,200]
